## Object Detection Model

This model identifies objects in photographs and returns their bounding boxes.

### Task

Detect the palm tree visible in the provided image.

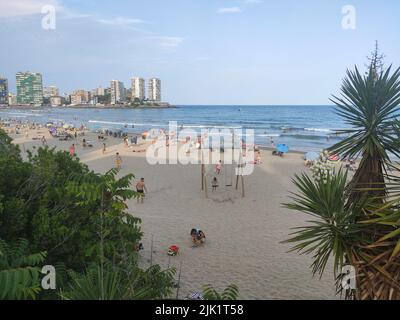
[284,45,400,300]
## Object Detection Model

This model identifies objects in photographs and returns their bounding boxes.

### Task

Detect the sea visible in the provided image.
[0,105,348,152]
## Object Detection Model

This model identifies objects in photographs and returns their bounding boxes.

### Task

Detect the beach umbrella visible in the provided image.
[305,151,319,161]
[328,154,340,162]
[276,144,289,153]
[63,124,71,129]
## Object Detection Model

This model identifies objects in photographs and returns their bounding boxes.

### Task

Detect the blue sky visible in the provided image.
[0,0,399,104]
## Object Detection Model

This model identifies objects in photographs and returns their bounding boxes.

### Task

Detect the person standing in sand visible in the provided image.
[41,136,47,146]
[270,137,275,147]
[102,143,106,154]
[256,150,262,164]
[136,178,147,203]
[212,177,218,191]
[69,144,75,157]
[115,152,122,170]
[215,160,222,175]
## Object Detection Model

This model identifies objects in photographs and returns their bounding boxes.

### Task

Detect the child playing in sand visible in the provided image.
[115,152,122,170]
[212,177,218,191]
[215,160,222,175]
[190,229,206,247]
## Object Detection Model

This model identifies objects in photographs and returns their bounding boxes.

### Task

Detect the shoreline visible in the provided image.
[0,105,344,154]
[4,104,177,109]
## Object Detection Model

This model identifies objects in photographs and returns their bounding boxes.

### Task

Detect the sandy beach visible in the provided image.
[7,126,337,300]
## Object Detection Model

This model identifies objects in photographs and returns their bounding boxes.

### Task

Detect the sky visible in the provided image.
[0,0,399,105]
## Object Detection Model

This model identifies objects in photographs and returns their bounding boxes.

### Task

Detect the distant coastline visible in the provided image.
[3,103,176,109]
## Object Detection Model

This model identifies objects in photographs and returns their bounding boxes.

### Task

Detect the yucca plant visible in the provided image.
[202,284,239,300]
[0,238,46,299]
[283,170,364,277]
[284,45,400,300]
[329,62,400,207]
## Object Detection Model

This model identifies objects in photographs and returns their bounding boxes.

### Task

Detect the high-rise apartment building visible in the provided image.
[110,80,125,104]
[16,72,43,105]
[8,93,17,105]
[50,96,63,106]
[91,86,105,97]
[131,77,145,101]
[70,89,90,105]
[0,76,8,105]
[43,86,59,98]
[148,78,161,102]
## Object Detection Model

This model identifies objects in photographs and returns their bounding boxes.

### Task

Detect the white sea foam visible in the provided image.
[257,134,281,137]
[304,128,332,133]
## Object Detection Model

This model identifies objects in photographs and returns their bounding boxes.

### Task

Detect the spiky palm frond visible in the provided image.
[283,170,363,276]
[329,66,400,206]
[330,66,400,162]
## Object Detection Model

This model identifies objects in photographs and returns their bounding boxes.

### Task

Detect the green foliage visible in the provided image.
[283,170,363,276]
[61,263,176,300]
[202,284,239,300]
[0,143,143,271]
[285,48,400,299]
[329,65,400,162]
[0,129,176,300]
[0,238,46,299]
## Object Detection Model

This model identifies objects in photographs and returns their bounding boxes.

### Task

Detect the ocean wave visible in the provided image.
[304,127,332,133]
[88,120,166,127]
[2,112,40,117]
[257,134,281,137]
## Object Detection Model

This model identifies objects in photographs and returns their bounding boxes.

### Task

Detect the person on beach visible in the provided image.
[69,144,75,157]
[102,143,106,154]
[212,177,218,191]
[41,136,47,146]
[115,152,122,170]
[256,151,262,164]
[270,137,275,147]
[136,178,147,203]
[190,229,206,247]
[215,160,222,175]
